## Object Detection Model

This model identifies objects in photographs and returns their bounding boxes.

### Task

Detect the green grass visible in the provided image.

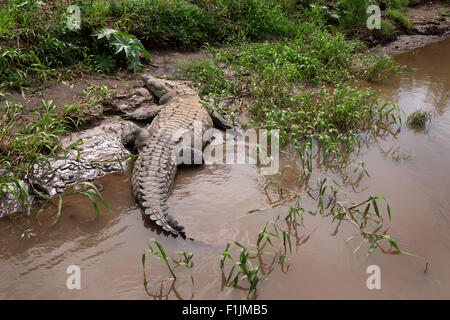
[0,100,83,168]
[0,99,82,205]
[177,30,402,163]
[336,0,375,29]
[375,19,397,42]
[332,0,415,41]
[380,0,411,11]
[407,109,432,130]
[0,0,300,90]
[386,8,412,28]
[142,237,194,285]
[0,0,411,217]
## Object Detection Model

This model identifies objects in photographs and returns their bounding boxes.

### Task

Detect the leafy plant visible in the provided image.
[0,97,115,219]
[92,28,151,72]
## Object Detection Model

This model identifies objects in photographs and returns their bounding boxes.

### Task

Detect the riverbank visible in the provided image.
[1,36,449,299]
[1,0,449,218]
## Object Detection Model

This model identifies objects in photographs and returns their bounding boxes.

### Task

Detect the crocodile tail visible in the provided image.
[131,141,185,236]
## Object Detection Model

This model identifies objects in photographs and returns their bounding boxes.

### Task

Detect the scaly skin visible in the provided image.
[130,76,214,236]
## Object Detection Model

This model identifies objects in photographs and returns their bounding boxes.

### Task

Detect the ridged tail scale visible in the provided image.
[131,95,214,236]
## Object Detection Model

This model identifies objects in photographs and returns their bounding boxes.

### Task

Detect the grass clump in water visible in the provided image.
[407,109,432,130]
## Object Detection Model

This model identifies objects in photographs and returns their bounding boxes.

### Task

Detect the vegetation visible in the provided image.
[142,238,194,285]
[0,0,422,91]
[375,19,397,42]
[1,0,412,219]
[178,34,402,164]
[0,84,120,218]
[0,99,84,208]
[407,109,432,130]
[142,166,417,299]
[386,8,412,28]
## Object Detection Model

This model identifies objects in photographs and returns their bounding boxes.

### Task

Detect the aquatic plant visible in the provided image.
[219,211,296,299]
[407,109,432,130]
[35,182,110,225]
[142,238,194,285]
[220,242,267,299]
[262,172,417,257]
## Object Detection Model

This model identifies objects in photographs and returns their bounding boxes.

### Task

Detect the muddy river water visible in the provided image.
[1,37,449,299]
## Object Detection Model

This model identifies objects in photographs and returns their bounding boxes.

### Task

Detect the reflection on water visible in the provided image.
[0,37,449,299]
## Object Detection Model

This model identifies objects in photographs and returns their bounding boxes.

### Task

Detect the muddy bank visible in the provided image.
[0,80,161,218]
[372,1,450,55]
[0,118,138,218]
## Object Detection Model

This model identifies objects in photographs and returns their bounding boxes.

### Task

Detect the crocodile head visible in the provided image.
[142,73,197,104]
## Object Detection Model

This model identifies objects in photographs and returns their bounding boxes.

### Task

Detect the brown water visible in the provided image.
[1,37,449,300]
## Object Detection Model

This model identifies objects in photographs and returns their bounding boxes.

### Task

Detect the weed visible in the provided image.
[0,97,116,218]
[220,241,267,299]
[336,0,373,29]
[142,238,194,285]
[439,8,450,17]
[380,0,411,11]
[364,55,403,81]
[178,34,402,164]
[35,182,109,225]
[262,172,418,257]
[1,0,415,91]
[407,109,432,130]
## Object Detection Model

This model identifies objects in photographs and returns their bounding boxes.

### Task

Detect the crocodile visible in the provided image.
[122,73,232,237]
